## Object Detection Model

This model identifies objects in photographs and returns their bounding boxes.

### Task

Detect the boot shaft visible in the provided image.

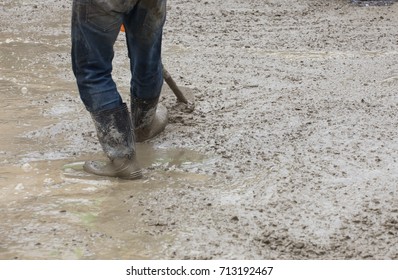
[130,96,168,142]
[131,96,159,130]
[91,103,136,159]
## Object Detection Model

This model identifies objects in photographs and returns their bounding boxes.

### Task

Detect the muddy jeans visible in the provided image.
[71,0,166,112]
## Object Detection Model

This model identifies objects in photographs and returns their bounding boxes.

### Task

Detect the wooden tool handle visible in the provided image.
[163,67,189,104]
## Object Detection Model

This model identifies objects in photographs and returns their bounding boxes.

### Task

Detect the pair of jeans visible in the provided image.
[71,0,166,112]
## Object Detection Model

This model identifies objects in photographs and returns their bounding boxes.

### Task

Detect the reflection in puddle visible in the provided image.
[62,144,207,180]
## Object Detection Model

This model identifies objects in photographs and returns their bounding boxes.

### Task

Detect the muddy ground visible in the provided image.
[0,0,397,259]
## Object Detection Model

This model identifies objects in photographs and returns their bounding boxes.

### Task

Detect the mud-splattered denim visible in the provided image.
[71,0,166,112]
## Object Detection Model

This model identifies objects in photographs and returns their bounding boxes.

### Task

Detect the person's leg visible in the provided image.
[124,0,166,100]
[71,0,141,179]
[124,0,168,142]
[71,0,124,112]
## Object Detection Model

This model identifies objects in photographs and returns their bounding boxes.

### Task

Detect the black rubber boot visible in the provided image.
[131,96,168,142]
[84,103,142,180]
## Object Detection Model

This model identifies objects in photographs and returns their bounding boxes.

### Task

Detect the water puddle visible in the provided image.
[0,145,212,259]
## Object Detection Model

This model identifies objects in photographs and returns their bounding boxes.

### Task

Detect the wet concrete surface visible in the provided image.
[1,0,398,259]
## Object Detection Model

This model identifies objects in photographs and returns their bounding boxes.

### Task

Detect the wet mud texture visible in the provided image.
[1,0,398,259]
